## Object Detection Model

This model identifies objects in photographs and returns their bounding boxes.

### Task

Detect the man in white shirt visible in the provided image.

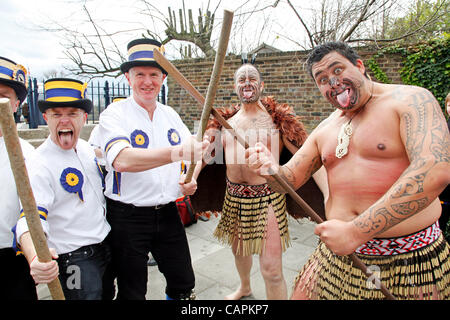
[98,38,207,300]
[0,56,37,300]
[14,78,111,300]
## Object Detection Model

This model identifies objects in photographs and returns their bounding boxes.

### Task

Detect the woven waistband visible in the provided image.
[226,178,273,198]
[355,222,441,256]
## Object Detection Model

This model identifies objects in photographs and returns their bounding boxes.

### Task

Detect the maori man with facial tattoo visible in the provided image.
[203,63,328,300]
[245,41,450,299]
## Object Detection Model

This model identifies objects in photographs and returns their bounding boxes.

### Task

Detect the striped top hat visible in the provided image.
[112,96,127,103]
[38,78,93,114]
[120,38,167,75]
[0,56,28,104]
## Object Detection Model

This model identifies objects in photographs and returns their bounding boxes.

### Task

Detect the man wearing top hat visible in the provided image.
[14,78,111,300]
[0,56,37,300]
[97,38,208,300]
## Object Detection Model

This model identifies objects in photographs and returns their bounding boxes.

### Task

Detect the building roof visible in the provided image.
[249,43,282,54]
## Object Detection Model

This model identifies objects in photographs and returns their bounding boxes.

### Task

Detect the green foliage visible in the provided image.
[367,55,391,84]
[384,0,449,44]
[367,36,449,112]
[400,36,449,108]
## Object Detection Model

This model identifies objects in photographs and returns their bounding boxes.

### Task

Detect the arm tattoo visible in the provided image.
[353,88,448,236]
[267,153,321,194]
[266,166,294,194]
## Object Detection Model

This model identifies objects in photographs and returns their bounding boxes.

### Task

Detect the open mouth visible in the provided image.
[242,88,254,100]
[58,129,74,147]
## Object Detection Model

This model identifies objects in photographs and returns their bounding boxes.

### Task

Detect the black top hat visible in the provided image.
[120,38,168,75]
[38,78,93,114]
[0,56,28,104]
[111,96,127,103]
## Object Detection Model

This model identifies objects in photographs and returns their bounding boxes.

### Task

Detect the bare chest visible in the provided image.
[319,109,407,169]
[228,111,276,132]
[225,112,278,146]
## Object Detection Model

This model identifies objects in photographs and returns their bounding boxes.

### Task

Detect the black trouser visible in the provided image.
[57,242,110,300]
[0,248,37,300]
[105,198,195,300]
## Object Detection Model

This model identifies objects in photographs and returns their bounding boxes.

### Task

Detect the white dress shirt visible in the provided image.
[14,137,110,254]
[98,97,192,207]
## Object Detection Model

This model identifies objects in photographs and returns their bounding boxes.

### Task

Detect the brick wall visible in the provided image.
[167,49,404,133]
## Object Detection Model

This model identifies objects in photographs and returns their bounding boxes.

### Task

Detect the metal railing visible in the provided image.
[24,78,166,128]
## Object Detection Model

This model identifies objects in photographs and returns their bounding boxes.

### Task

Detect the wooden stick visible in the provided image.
[153,55,396,300]
[154,48,246,149]
[184,9,233,183]
[0,98,65,300]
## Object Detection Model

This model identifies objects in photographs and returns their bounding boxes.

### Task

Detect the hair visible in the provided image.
[234,63,263,83]
[306,41,369,79]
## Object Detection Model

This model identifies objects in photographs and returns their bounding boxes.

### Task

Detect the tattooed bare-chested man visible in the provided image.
[207,63,328,300]
[246,42,450,300]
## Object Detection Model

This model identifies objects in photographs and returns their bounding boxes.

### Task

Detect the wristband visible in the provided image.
[30,255,37,263]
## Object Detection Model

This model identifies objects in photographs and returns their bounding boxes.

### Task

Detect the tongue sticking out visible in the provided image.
[243,90,253,99]
[59,132,73,147]
[336,89,351,108]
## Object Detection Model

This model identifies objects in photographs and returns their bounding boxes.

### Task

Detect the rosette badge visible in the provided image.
[130,129,149,148]
[167,128,181,145]
[60,167,84,201]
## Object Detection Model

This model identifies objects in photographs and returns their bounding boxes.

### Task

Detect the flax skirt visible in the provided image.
[213,180,290,256]
[293,234,450,300]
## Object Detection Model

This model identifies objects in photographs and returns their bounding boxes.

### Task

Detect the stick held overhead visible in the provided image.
[0,98,65,300]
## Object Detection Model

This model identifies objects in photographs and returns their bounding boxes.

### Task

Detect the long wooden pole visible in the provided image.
[152,56,396,300]
[0,98,65,300]
[183,9,233,183]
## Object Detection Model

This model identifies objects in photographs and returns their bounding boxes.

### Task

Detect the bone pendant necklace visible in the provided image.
[335,106,365,158]
[335,115,355,158]
[335,83,374,158]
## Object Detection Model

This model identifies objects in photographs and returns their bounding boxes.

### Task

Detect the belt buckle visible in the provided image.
[154,204,164,210]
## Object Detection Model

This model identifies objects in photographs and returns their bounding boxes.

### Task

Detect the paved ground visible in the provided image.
[37,216,318,300]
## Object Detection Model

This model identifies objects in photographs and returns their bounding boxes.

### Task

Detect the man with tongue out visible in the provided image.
[14,78,111,300]
[246,41,450,299]
[203,63,328,300]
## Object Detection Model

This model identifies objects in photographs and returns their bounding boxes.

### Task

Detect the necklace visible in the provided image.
[335,85,374,158]
[335,110,360,158]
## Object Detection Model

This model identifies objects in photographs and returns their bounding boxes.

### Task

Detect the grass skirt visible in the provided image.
[213,179,290,256]
[293,231,450,300]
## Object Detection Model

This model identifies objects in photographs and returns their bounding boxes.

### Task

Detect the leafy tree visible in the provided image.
[383,0,449,44]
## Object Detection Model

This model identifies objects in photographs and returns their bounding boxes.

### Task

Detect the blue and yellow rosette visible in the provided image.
[167,128,181,146]
[60,167,84,201]
[130,129,149,148]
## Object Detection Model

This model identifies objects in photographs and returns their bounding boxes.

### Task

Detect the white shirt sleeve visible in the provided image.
[15,160,53,245]
[98,107,131,167]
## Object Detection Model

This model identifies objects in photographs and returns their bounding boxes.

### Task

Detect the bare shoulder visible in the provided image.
[310,110,339,138]
[381,83,438,111]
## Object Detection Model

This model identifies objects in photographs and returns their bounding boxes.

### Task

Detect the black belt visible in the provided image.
[58,241,107,260]
[106,197,172,211]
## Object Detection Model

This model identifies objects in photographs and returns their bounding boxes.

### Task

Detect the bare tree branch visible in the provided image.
[286,0,315,47]
[340,0,376,41]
